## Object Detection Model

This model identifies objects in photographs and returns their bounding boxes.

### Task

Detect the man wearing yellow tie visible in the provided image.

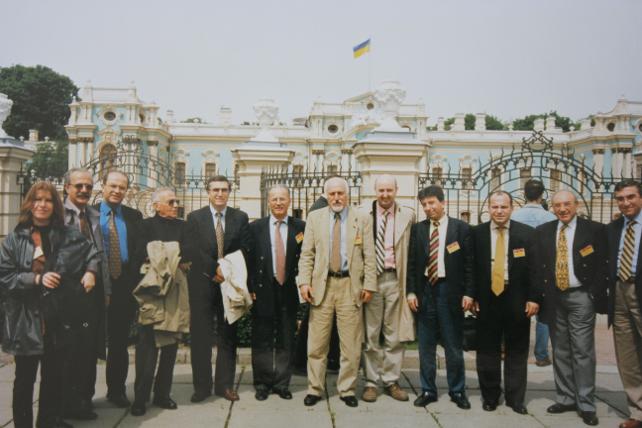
[472,191,539,415]
[533,190,608,426]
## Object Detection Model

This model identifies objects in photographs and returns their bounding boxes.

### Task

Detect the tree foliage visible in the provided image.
[0,65,78,140]
[443,113,506,131]
[512,111,579,132]
[28,140,69,179]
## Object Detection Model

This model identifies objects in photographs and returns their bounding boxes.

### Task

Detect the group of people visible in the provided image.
[0,170,641,428]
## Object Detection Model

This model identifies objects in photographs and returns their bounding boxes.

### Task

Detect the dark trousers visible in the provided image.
[416,280,465,395]
[13,341,68,428]
[475,291,530,406]
[189,279,237,395]
[251,283,297,391]
[294,305,340,372]
[134,325,178,404]
[106,274,137,397]
[65,290,102,411]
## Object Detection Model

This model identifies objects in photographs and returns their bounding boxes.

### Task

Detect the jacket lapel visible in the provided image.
[394,205,408,247]
[264,217,275,279]
[346,208,357,269]
[285,217,297,278]
[223,208,235,254]
[202,207,217,253]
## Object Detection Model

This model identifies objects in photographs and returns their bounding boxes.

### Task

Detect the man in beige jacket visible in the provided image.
[298,177,377,408]
[362,175,416,403]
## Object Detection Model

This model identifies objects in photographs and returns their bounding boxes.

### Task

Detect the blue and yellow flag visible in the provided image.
[353,39,371,59]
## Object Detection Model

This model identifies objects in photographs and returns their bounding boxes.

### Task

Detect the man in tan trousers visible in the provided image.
[362,175,415,403]
[298,177,376,408]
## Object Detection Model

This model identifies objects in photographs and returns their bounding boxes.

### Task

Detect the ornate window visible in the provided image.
[204,162,217,178]
[174,162,186,186]
[462,167,472,189]
[431,166,443,183]
[490,167,502,191]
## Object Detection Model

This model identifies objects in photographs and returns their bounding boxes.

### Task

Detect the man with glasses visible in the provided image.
[130,188,189,416]
[62,168,110,420]
[184,175,251,403]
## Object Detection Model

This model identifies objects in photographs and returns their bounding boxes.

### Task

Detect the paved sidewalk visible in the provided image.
[0,359,629,428]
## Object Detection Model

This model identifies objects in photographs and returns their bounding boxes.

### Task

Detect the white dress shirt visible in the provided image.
[556,216,581,288]
[209,205,228,231]
[428,214,449,279]
[491,221,510,281]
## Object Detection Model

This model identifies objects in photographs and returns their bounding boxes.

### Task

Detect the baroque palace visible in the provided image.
[60,81,642,223]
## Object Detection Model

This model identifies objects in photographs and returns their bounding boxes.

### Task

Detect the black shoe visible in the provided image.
[107,393,130,408]
[511,404,529,415]
[304,394,322,406]
[340,396,358,407]
[255,389,269,401]
[547,403,577,414]
[273,388,293,400]
[190,390,211,403]
[482,401,497,411]
[130,402,146,416]
[63,406,98,421]
[52,418,74,428]
[413,392,438,407]
[153,397,177,410]
[449,392,471,410]
[580,411,599,426]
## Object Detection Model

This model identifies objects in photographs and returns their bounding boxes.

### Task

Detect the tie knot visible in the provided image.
[334,212,341,220]
[275,219,283,226]
[561,223,569,231]
[216,212,222,218]
[78,211,85,219]
[628,220,637,228]
[432,221,440,228]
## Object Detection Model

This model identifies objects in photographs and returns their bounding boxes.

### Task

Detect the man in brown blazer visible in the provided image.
[362,175,415,403]
[297,177,377,408]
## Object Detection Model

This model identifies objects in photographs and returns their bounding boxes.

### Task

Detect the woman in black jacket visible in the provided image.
[0,181,98,428]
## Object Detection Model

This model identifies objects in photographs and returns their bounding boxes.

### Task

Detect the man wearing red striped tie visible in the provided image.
[407,185,474,409]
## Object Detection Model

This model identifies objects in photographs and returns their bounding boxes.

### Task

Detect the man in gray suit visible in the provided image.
[62,168,111,420]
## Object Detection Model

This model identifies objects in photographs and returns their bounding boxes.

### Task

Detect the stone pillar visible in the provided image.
[353,133,428,209]
[534,118,545,131]
[147,141,159,188]
[0,140,34,239]
[612,148,624,180]
[437,117,445,131]
[69,141,78,168]
[452,114,465,131]
[592,148,604,178]
[474,113,486,131]
[623,148,633,178]
[87,141,95,162]
[231,146,294,220]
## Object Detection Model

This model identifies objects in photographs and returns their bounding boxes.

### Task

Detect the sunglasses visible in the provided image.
[73,183,93,191]
[164,199,180,206]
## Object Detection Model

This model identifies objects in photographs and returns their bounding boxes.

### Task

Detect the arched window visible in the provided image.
[174,162,186,186]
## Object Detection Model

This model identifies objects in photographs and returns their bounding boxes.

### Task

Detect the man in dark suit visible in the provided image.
[62,168,111,420]
[248,185,305,401]
[472,191,540,415]
[185,175,251,403]
[407,185,474,410]
[607,179,642,428]
[533,189,607,426]
[97,170,143,408]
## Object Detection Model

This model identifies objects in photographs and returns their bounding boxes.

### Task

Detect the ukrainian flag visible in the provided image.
[353,39,371,59]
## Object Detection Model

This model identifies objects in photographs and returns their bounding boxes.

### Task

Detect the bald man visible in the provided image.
[532,190,607,426]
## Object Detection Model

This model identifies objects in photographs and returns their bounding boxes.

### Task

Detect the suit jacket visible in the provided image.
[606,216,642,326]
[406,216,474,309]
[184,205,251,287]
[533,216,608,325]
[94,202,143,287]
[296,206,377,307]
[472,220,539,321]
[248,215,306,318]
[365,201,416,342]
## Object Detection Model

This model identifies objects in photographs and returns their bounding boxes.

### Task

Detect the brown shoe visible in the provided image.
[619,419,642,428]
[362,386,378,402]
[218,389,239,401]
[535,357,552,367]
[385,383,409,401]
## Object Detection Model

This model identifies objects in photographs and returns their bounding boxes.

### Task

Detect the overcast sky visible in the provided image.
[2,0,641,125]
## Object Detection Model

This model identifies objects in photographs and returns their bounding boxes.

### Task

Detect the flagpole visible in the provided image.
[368,36,372,92]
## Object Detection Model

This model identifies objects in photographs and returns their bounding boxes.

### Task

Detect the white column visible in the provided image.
[0,143,34,238]
[623,149,633,178]
[612,148,623,180]
[87,141,94,162]
[69,142,78,168]
[592,149,604,178]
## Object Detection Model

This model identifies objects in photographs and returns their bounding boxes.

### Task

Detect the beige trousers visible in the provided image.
[614,280,642,421]
[363,271,404,388]
[307,276,362,397]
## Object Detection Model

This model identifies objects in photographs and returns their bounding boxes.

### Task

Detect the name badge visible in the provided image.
[513,248,526,258]
[354,234,362,246]
[580,245,594,257]
[295,232,304,244]
[446,241,460,254]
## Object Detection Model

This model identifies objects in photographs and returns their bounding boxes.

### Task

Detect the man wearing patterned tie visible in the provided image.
[407,185,474,409]
[62,168,111,420]
[184,175,251,403]
[297,177,376,408]
[248,185,306,401]
[96,170,143,408]
[533,190,607,426]
[607,180,642,428]
[361,175,415,403]
[471,191,539,415]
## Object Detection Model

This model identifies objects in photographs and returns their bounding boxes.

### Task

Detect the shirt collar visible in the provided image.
[64,197,83,215]
[491,220,510,231]
[624,210,642,227]
[270,214,288,225]
[100,201,121,216]
[376,202,394,217]
[523,203,544,209]
[210,204,227,218]
[330,206,348,220]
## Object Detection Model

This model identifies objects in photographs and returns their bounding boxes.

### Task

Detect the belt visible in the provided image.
[328,270,350,278]
[565,285,586,292]
[619,277,635,284]
[382,268,396,273]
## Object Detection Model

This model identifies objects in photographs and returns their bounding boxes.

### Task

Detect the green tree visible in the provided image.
[0,65,78,140]
[443,113,506,131]
[485,114,505,130]
[28,140,69,179]
[512,111,579,132]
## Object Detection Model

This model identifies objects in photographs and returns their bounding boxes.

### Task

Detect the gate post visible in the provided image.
[232,146,294,220]
[353,131,428,209]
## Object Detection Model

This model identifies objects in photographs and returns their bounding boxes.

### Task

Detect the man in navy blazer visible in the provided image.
[407,185,474,409]
[248,185,305,401]
[607,179,642,428]
[184,175,251,403]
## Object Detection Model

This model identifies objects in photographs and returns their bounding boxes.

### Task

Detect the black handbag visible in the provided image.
[462,312,478,351]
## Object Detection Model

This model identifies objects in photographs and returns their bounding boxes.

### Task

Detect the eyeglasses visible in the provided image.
[164,199,180,206]
[208,187,229,193]
[73,183,93,191]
